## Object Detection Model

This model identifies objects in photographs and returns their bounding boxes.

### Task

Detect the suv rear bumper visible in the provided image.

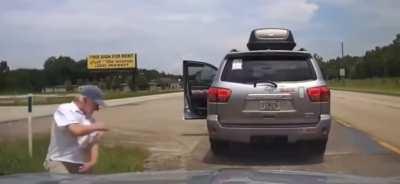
[206,114,331,143]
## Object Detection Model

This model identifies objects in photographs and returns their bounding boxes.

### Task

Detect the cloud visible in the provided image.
[263,0,319,24]
[311,0,358,6]
[0,0,399,73]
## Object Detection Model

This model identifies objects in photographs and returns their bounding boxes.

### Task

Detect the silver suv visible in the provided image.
[183,28,331,157]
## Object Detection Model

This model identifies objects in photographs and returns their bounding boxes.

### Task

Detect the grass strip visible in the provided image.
[328,78,400,96]
[0,135,148,175]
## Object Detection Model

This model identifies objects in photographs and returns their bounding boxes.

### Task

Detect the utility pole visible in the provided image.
[339,41,346,80]
[27,94,33,157]
[341,41,344,58]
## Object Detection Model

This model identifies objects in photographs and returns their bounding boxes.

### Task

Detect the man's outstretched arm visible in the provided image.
[68,123,108,137]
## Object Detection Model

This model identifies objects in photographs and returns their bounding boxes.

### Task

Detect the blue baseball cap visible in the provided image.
[79,85,106,107]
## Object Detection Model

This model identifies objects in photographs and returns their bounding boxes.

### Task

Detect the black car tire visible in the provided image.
[309,139,328,159]
[210,139,229,156]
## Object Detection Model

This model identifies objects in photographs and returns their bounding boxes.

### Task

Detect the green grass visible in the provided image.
[0,135,148,175]
[95,145,148,174]
[0,89,181,106]
[328,78,400,96]
[0,136,49,175]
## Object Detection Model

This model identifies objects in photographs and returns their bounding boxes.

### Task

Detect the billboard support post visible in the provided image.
[132,54,138,91]
[27,94,33,157]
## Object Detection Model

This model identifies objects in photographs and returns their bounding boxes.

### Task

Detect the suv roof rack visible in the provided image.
[247,28,296,51]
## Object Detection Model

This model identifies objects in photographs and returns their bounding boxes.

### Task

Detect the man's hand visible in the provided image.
[78,162,94,173]
[93,121,108,132]
[79,143,99,174]
[93,121,106,143]
[94,131,104,142]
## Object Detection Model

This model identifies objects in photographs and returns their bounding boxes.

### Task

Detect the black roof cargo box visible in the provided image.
[247,28,296,51]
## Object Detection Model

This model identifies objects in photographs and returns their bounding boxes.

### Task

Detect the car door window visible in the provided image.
[189,65,216,87]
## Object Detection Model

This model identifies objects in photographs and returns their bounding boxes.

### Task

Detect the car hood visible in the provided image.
[0,169,399,184]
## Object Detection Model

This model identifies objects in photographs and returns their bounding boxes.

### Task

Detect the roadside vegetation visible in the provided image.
[0,135,148,175]
[316,34,400,80]
[328,78,400,96]
[313,33,400,95]
[0,55,181,95]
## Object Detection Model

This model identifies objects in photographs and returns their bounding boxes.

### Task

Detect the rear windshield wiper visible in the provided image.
[253,80,277,88]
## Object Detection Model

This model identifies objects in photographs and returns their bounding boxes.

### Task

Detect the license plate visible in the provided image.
[259,101,280,111]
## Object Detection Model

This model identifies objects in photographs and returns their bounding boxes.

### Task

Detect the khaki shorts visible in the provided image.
[43,160,83,174]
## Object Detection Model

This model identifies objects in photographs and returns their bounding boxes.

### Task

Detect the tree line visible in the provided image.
[316,34,400,80]
[2,33,399,93]
[0,57,179,93]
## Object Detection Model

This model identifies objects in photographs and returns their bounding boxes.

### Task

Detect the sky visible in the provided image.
[0,0,399,74]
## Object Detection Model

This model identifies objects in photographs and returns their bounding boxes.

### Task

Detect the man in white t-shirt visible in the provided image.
[44,85,108,174]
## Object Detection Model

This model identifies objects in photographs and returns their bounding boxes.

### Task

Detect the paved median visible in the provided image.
[0,92,182,123]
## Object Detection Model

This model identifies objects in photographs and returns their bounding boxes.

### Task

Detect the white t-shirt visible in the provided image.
[45,102,97,164]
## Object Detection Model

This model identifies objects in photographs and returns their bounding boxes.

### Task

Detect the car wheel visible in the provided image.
[210,139,229,156]
[309,139,327,159]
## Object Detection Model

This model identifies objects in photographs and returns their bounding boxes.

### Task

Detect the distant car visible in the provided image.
[183,28,331,157]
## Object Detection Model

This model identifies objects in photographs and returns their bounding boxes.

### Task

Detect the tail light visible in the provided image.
[307,86,330,102]
[208,87,232,103]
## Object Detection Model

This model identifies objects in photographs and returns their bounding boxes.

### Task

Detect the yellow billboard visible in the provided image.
[87,53,137,70]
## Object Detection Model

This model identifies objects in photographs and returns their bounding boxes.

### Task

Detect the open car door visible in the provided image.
[183,60,217,120]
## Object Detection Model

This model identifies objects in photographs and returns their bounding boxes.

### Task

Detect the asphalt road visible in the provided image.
[186,121,400,177]
[1,92,399,177]
[332,90,400,149]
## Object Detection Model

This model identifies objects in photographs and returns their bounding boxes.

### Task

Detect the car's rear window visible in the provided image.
[221,58,316,83]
